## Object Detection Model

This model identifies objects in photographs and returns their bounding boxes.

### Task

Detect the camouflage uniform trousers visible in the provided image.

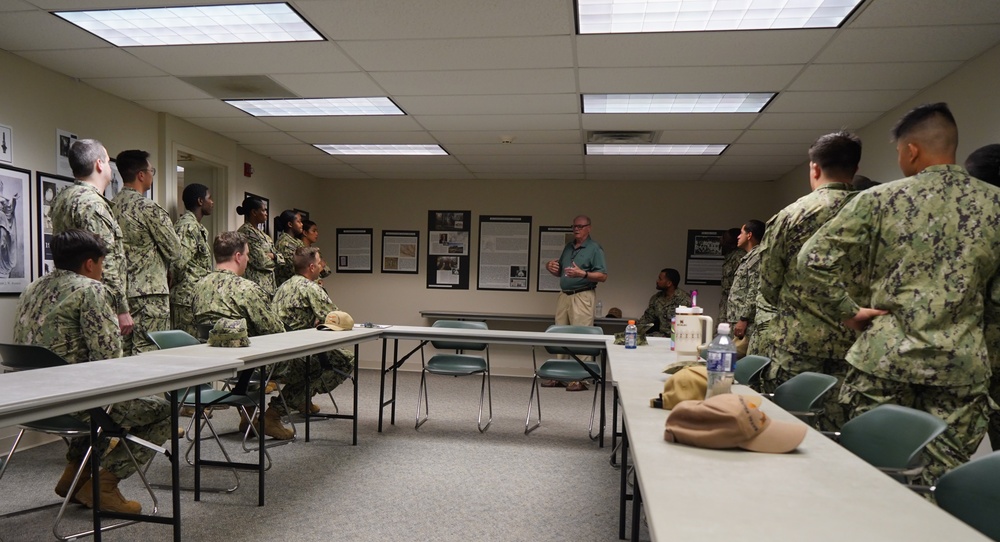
[124,295,170,356]
[170,298,197,339]
[67,395,171,479]
[761,348,849,432]
[747,320,773,359]
[839,367,989,485]
[989,375,1000,451]
[269,348,355,415]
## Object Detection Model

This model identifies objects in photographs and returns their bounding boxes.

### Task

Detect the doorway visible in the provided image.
[176,150,225,245]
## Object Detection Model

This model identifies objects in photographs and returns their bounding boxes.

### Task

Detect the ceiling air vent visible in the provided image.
[179,75,296,99]
[587,131,658,144]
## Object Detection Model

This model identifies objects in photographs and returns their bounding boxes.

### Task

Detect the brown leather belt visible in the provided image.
[561,285,596,295]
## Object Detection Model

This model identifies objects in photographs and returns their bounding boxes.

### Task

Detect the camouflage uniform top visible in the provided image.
[237,222,281,298]
[273,232,304,288]
[111,187,185,298]
[757,182,858,360]
[637,288,692,336]
[191,269,284,337]
[799,165,1000,386]
[50,182,129,314]
[718,250,742,320]
[171,211,213,306]
[273,274,338,331]
[724,245,763,325]
[13,269,121,363]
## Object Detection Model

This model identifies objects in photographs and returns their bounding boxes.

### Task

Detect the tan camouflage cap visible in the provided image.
[207,318,250,347]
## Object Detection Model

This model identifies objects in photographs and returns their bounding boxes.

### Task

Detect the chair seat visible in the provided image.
[22,414,90,435]
[180,388,258,409]
[537,359,602,382]
[426,354,488,375]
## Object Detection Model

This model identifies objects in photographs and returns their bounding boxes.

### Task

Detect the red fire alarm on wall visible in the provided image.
[243,162,253,177]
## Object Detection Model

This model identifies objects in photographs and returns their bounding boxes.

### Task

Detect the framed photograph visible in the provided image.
[244,191,270,236]
[36,171,75,278]
[0,164,31,292]
[382,230,419,274]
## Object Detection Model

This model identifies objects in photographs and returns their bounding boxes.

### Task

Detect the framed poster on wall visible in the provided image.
[685,229,726,285]
[336,228,373,273]
[427,210,470,289]
[36,171,75,279]
[536,225,573,292]
[477,215,530,291]
[382,230,419,274]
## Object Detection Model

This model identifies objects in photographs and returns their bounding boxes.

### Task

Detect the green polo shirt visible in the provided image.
[557,237,607,292]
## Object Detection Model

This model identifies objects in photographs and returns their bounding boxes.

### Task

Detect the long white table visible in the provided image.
[607,339,990,541]
[377,325,613,446]
[420,309,630,330]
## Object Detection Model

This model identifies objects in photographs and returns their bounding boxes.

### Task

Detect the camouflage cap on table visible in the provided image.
[207,317,250,347]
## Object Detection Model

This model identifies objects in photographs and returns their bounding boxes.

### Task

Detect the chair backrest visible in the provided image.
[771,371,838,413]
[429,320,489,352]
[147,330,201,350]
[543,325,604,358]
[0,343,71,371]
[838,404,947,471]
[734,355,771,387]
[935,451,1000,541]
[195,322,214,342]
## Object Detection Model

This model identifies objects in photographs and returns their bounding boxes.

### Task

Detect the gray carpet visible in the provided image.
[1,369,649,541]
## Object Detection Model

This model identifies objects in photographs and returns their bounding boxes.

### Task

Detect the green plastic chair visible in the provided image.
[733,355,771,389]
[770,371,838,425]
[416,320,492,432]
[831,404,947,483]
[526,325,604,439]
[0,343,159,540]
[934,450,1000,541]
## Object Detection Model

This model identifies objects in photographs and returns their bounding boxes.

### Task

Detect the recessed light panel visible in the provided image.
[227,98,404,116]
[587,144,727,155]
[54,3,323,46]
[316,145,448,156]
[577,0,864,34]
[584,93,774,113]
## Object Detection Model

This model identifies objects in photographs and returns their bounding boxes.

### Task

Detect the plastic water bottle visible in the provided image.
[669,316,676,351]
[595,300,603,318]
[705,323,737,398]
[624,320,638,349]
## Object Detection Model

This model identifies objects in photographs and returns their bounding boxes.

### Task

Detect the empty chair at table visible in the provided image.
[416,320,493,432]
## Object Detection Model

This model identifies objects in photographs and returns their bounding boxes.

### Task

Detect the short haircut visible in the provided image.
[661,268,680,286]
[276,209,300,234]
[214,231,248,263]
[852,174,879,191]
[965,144,1000,188]
[293,246,321,273]
[302,219,317,232]
[744,219,766,241]
[52,229,108,272]
[809,131,862,180]
[182,183,210,211]
[236,196,264,216]
[68,139,105,178]
[890,102,958,154]
[115,149,150,183]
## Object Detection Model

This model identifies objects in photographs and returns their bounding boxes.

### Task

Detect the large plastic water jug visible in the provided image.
[674,306,713,362]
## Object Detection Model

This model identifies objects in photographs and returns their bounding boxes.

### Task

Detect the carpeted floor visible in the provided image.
[0,368,649,541]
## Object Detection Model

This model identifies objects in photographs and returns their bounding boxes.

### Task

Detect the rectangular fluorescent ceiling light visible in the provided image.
[584,93,774,113]
[316,145,448,156]
[227,98,404,116]
[577,0,864,33]
[54,3,323,46]
[587,144,727,155]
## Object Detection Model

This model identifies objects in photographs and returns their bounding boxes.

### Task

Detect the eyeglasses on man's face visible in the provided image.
[143,167,157,177]
[571,223,590,230]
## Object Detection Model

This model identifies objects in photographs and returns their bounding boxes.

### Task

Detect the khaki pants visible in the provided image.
[555,289,595,327]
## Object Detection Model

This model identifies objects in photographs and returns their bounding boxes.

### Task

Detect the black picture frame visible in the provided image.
[36,171,74,279]
[0,163,31,292]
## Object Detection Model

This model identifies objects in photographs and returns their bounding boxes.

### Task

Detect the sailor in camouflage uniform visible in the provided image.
[637,268,692,336]
[718,228,742,321]
[111,150,185,355]
[236,195,281,298]
[191,231,292,439]
[13,230,169,514]
[724,220,766,344]
[50,138,133,337]
[756,132,862,432]
[799,103,1000,483]
[273,209,304,287]
[170,183,214,337]
[272,246,355,415]
[301,219,332,279]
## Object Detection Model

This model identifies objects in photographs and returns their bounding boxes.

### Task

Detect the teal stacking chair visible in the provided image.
[416,320,493,432]
[934,451,1000,541]
[0,343,159,540]
[770,371,837,425]
[827,404,947,483]
[526,325,604,439]
[733,355,771,390]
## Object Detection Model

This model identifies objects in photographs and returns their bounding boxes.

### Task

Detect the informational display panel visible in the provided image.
[685,229,726,285]
[477,215,531,291]
[427,210,470,289]
[537,226,573,292]
[336,228,373,273]
[381,230,419,274]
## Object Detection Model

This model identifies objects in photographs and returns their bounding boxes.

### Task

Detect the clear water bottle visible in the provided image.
[595,300,603,318]
[705,323,737,398]
[624,320,638,349]
[669,316,676,351]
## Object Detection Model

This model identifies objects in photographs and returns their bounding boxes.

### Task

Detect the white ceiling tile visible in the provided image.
[186,117,279,133]
[463,163,584,174]
[585,156,719,166]
[583,114,755,131]
[752,111,883,130]
[700,169,781,182]
[714,154,808,167]
[789,62,962,91]
[372,69,577,96]
[737,130,833,144]
[459,154,584,166]
[218,131,305,145]
[241,143,328,157]
[332,155,460,166]
[269,73,388,98]
[18,48,166,79]
[586,165,711,181]
[291,164,370,179]
[851,0,1000,27]
[579,66,800,93]
[767,90,917,113]
[260,116,423,132]
[84,76,211,101]
[433,131,582,145]
[724,144,809,156]
[127,43,359,77]
[817,26,1000,63]
[395,94,579,116]
[298,0,571,40]
[0,10,110,51]
[444,143,580,156]
[655,131,744,144]
[291,131,438,145]
[0,1,35,11]
[267,154,345,165]
[476,172,584,180]
[135,99,247,118]
[418,114,580,131]
[338,37,574,71]
[350,164,473,179]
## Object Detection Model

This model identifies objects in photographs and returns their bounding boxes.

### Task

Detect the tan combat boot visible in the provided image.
[298,402,321,414]
[74,470,142,514]
[262,407,294,440]
[55,459,90,502]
